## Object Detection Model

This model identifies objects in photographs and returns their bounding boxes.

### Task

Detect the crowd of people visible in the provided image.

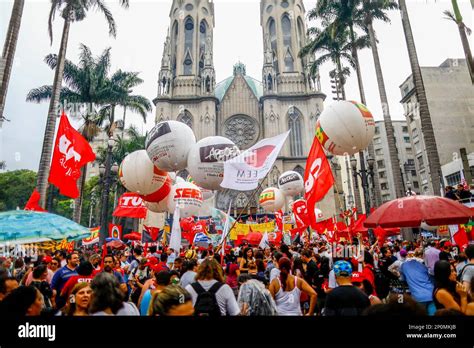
[444,184,473,202]
[0,235,473,317]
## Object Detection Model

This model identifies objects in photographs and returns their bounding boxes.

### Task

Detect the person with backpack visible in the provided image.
[237,274,277,316]
[459,245,474,295]
[185,258,240,316]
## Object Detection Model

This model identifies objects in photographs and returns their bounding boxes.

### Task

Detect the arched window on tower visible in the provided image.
[268,18,279,74]
[297,17,305,68]
[282,15,294,72]
[184,17,194,75]
[294,165,305,178]
[267,74,273,91]
[172,21,178,77]
[178,110,193,129]
[199,20,208,77]
[288,107,303,157]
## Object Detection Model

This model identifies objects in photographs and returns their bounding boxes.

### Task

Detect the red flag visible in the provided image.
[275,210,283,231]
[108,224,122,240]
[374,226,387,247]
[113,192,147,218]
[48,113,96,198]
[304,137,334,229]
[292,199,310,229]
[24,189,47,212]
[142,225,162,243]
[453,226,469,251]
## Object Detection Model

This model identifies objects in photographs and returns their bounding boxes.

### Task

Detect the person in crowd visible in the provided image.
[460,245,474,294]
[61,261,94,299]
[173,257,184,275]
[351,272,382,306]
[24,256,54,286]
[378,247,398,281]
[0,286,44,316]
[51,251,79,309]
[424,240,441,277]
[322,261,370,316]
[30,265,54,311]
[89,272,139,316]
[225,259,240,297]
[186,258,240,316]
[455,252,468,276]
[433,260,469,314]
[60,283,92,316]
[140,270,172,315]
[0,276,19,302]
[444,186,458,200]
[237,274,277,316]
[102,254,127,294]
[149,284,194,316]
[399,249,436,315]
[269,257,316,316]
[456,183,472,201]
[89,254,102,274]
[12,258,26,282]
[180,259,198,289]
[55,251,67,268]
[239,247,255,274]
[128,247,143,276]
[388,249,407,278]
[1,258,13,277]
[49,257,61,275]
[301,250,319,290]
[439,241,454,263]
[363,294,427,316]
[269,251,283,282]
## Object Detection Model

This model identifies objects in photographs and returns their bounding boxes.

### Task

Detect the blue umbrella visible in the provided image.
[0,210,90,244]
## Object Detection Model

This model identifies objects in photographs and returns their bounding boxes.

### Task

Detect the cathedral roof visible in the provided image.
[214,74,263,102]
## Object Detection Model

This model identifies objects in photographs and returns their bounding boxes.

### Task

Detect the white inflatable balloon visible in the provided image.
[201,188,215,201]
[187,136,239,190]
[146,120,196,171]
[258,187,285,212]
[278,171,304,197]
[315,100,375,156]
[119,150,171,202]
[420,222,437,231]
[144,199,168,213]
[167,182,203,218]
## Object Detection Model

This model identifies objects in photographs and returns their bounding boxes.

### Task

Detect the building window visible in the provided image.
[199,20,208,76]
[406,147,412,154]
[172,21,179,76]
[377,160,385,169]
[402,126,408,133]
[411,169,417,176]
[413,181,419,189]
[294,165,305,178]
[381,183,389,191]
[282,15,294,72]
[407,159,415,166]
[417,155,424,168]
[375,148,383,156]
[374,137,382,145]
[375,127,380,135]
[412,128,418,137]
[445,171,462,187]
[288,107,303,156]
[382,194,391,202]
[404,136,410,143]
[178,110,193,129]
[268,18,279,73]
[184,17,194,75]
[379,171,386,179]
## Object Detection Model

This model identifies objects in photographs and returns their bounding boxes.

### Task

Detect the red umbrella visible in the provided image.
[364,195,474,228]
[245,232,263,246]
[123,232,141,241]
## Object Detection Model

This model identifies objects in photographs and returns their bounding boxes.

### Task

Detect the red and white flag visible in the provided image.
[113,192,147,218]
[108,224,122,240]
[448,224,469,251]
[48,113,96,198]
[24,189,47,212]
[292,199,310,230]
[460,170,469,191]
[220,131,290,191]
[304,137,334,229]
[275,210,284,231]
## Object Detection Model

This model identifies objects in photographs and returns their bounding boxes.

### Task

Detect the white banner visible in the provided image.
[169,205,181,252]
[220,131,290,191]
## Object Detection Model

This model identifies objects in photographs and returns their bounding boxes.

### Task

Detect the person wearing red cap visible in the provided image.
[439,241,454,263]
[351,272,381,306]
[24,255,55,286]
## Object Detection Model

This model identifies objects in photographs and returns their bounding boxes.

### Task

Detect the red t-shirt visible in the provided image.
[60,275,94,297]
[361,265,376,295]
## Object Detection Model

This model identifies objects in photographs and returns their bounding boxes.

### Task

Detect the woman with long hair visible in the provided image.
[239,247,255,274]
[433,260,468,314]
[61,283,92,316]
[269,257,317,316]
[0,286,44,316]
[149,284,194,316]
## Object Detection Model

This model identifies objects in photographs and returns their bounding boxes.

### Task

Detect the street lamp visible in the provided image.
[350,154,375,216]
[99,136,116,245]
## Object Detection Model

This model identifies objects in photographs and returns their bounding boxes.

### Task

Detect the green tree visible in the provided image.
[35,0,129,209]
[0,170,36,210]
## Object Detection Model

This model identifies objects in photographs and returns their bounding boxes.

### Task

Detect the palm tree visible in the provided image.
[444,0,474,84]
[360,0,405,199]
[36,0,129,209]
[0,0,25,126]
[398,0,442,195]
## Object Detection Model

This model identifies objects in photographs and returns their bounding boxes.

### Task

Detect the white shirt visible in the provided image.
[270,268,280,282]
[185,279,240,316]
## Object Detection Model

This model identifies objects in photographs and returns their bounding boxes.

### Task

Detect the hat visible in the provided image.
[150,263,168,273]
[147,256,159,265]
[351,272,365,283]
[185,249,197,259]
[42,256,53,263]
[400,249,408,257]
[443,241,452,248]
[333,260,352,277]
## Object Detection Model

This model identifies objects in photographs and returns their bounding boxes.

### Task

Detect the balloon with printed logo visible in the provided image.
[278,171,304,197]
[187,136,240,190]
[315,100,375,156]
[186,175,215,201]
[119,150,171,202]
[166,182,203,218]
[258,187,285,213]
[146,120,196,172]
[144,198,169,213]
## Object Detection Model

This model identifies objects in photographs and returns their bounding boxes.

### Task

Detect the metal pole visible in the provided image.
[99,143,112,245]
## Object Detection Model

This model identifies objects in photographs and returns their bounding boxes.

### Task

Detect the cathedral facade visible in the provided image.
[154,0,336,217]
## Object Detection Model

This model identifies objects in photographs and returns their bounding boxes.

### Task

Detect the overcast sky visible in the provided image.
[0,0,471,172]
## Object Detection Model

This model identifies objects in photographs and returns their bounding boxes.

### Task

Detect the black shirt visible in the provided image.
[304,260,319,288]
[323,285,371,316]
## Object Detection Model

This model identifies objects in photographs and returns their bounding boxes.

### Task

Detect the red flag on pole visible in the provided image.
[292,199,310,230]
[24,189,47,212]
[48,113,96,198]
[113,192,147,218]
[275,210,284,231]
[304,137,334,229]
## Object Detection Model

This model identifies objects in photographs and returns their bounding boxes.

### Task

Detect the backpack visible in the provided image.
[191,281,223,316]
[239,280,277,316]
[457,263,474,282]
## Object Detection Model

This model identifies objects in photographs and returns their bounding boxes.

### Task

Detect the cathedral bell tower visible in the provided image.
[260,0,319,95]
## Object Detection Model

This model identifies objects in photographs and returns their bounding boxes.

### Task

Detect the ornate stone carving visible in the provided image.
[223,115,258,149]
